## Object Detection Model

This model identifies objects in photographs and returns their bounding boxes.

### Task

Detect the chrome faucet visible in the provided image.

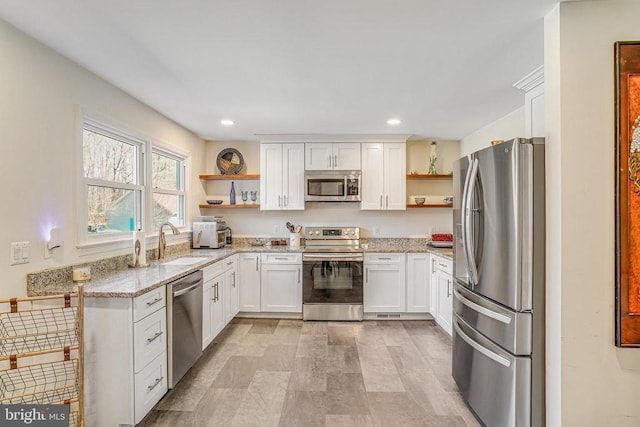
[158,222,180,259]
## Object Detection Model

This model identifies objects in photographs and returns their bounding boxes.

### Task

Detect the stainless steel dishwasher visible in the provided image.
[166,270,203,388]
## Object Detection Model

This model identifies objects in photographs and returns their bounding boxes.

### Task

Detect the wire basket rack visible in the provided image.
[0,287,84,427]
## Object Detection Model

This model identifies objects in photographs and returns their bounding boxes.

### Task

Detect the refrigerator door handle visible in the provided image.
[454,317,511,368]
[454,288,511,324]
[464,158,480,285]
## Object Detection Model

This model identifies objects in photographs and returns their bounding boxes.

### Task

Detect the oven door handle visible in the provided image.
[303,255,363,262]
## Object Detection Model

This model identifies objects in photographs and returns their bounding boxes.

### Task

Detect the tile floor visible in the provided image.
[139,319,481,427]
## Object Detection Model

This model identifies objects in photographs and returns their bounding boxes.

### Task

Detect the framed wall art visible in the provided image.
[615,41,640,346]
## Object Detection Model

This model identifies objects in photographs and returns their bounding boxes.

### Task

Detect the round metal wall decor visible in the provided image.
[216,148,244,174]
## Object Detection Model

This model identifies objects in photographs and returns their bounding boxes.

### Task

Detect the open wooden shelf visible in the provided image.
[199,174,260,180]
[406,174,453,180]
[406,203,453,208]
[199,204,260,209]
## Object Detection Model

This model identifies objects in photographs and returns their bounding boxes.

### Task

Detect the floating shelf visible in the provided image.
[199,204,260,209]
[199,174,260,180]
[406,203,453,208]
[406,174,453,180]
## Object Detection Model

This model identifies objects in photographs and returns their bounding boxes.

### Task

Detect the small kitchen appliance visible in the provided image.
[303,227,363,321]
[304,171,361,202]
[192,220,227,249]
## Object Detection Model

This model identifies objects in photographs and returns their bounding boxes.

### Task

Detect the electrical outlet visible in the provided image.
[373,226,380,236]
[273,225,280,234]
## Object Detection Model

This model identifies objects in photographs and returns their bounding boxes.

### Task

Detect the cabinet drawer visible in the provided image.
[133,308,166,373]
[261,253,302,264]
[364,253,405,264]
[134,352,167,424]
[223,254,238,271]
[203,260,224,281]
[133,287,166,322]
[434,256,452,274]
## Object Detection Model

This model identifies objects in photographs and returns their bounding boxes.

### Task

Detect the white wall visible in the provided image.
[459,106,525,156]
[546,1,640,425]
[0,19,206,298]
[204,140,458,238]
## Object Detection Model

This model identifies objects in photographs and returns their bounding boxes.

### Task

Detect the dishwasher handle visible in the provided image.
[173,282,201,297]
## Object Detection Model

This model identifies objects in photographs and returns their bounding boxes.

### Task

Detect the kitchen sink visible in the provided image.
[162,256,210,266]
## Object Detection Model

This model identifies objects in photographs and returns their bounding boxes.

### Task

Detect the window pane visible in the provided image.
[152,152,180,191]
[83,129,136,184]
[153,193,184,230]
[87,185,137,234]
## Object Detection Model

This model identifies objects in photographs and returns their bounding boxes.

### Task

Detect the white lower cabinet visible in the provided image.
[364,253,406,312]
[203,261,224,349]
[432,254,453,335]
[203,255,238,349]
[406,253,430,313]
[239,252,261,312]
[260,253,302,312]
[84,289,168,426]
[223,254,239,323]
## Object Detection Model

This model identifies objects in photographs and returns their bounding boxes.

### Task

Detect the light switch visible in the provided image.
[10,241,29,265]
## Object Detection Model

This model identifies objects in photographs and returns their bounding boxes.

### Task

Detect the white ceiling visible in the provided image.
[0,0,559,142]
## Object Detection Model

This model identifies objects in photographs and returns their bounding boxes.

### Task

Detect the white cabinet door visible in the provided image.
[239,253,261,312]
[433,255,453,336]
[202,280,213,349]
[261,264,302,313]
[224,267,239,323]
[361,142,405,210]
[210,275,225,338]
[261,143,304,210]
[305,143,360,170]
[364,263,406,312]
[383,143,406,210]
[305,143,333,170]
[406,253,430,313]
[361,143,385,210]
[282,143,305,210]
[260,144,283,210]
[334,143,361,170]
[429,256,438,315]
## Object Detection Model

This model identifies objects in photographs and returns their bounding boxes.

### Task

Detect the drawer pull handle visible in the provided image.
[274,257,289,260]
[148,376,164,391]
[378,257,392,260]
[147,331,163,343]
[227,261,233,266]
[146,297,162,307]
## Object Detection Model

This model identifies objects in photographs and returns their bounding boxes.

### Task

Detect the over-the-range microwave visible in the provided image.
[304,171,361,202]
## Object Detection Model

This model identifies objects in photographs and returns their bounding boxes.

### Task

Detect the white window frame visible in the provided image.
[149,146,189,231]
[77,111,189,254]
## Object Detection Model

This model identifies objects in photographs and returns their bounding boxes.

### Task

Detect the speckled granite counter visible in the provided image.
[27,238,451,298]
[361,238,453,260]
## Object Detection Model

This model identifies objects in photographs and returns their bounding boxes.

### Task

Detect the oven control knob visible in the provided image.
[350,231,355,235]
[315,231,320,235]
[308,230,313,235]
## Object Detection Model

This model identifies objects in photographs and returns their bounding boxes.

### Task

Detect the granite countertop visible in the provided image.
[28,239,452,298]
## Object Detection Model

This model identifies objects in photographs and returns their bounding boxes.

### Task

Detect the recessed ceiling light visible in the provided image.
[220,119,234,126]
[387,118,401,125]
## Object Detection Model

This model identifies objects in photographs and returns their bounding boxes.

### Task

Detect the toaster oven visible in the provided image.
[192,222,226,248]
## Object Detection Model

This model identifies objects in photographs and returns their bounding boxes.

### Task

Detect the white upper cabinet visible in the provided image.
[260,143,305,210]
[305,143,361,171]
[361,142,406,210]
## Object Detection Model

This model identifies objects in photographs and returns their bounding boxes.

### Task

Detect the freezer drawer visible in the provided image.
[453,315,531,427]
[453,283,532,355]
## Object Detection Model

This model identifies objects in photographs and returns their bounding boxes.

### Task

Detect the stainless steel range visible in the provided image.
[303,227,363,321]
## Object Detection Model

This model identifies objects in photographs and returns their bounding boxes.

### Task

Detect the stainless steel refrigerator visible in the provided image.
[452,138,545,427]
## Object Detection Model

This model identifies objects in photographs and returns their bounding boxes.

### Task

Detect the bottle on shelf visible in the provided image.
[230,181,236,205]
[428,141,438,175]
